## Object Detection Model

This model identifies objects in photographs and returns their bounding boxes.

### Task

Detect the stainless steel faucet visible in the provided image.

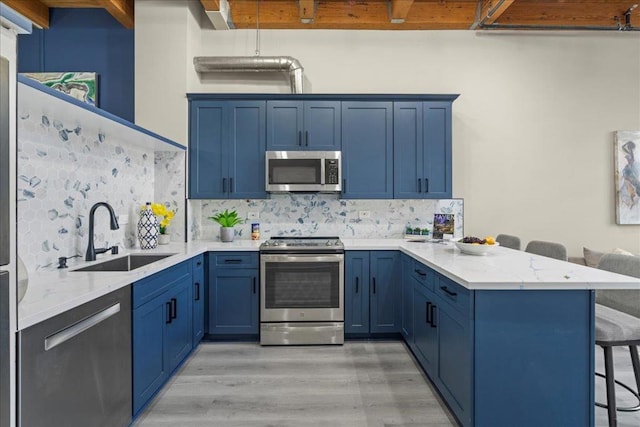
[85,202,120,261]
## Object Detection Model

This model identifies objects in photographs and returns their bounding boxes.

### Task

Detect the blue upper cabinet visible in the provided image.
[394,101,453,199]
[341,102,393,199]
[266,100,341,151]
[189,100,266,199]
[189,101,227,199]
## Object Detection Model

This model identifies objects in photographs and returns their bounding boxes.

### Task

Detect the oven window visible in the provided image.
[264,262,340,309]
[269,159,321,184]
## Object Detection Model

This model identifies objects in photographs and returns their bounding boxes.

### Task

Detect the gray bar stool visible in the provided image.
[595,253,640,427]
[495,234,521,250]
[524,240,568,261]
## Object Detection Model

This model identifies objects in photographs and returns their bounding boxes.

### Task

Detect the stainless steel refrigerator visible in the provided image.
[1,32,17,427]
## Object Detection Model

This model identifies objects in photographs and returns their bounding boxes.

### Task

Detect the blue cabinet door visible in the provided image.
[132,291,168,416]
[345,251,370,334]
[433,292,472,426]
[423,102,452,198]
[266,101,304,150]
[188,101,228,199]
[192,255,205,346]
[394,102,424,199]
[227,101,267,199]
[303,101,341,150]
[267,101,341,151]
[165,277,193,375]
[341,102,393,199]
[208,267,259,335]
[370,251,401,333]
[412,281,438,375]
[401,254,414,341]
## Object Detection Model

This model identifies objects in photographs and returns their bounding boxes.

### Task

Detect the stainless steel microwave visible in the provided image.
[265,151,341,193]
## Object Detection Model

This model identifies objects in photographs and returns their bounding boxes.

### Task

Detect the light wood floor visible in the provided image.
[134,341,640,427]
[133,341,457,427]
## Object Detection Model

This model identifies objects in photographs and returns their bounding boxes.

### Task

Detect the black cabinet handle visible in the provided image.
[342,179,346,193]
[414,269,426,277]
[425,178,429,193]
[194,282,200,301]
[166,302,172,324]
[355,277,359,293]
[426,301,432,324]
[196,261,202,266]
[224,259,242,264]
[253,277,257,294]
[418,178,422,193]
[229,177,233,193]
[305,131,309,146]
[222,177,227,193]
[171,298,177,320]
[440,286,457,297]
[298,131,302,146]
[430,304,437,328]
[372,278,376,294]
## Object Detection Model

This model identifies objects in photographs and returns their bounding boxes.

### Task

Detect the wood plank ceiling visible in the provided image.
[3,0,639,31]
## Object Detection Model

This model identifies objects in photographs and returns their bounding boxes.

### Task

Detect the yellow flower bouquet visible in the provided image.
[150,203,176,235]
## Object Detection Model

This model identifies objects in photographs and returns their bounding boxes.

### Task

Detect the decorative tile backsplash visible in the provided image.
[17,108,184,271]
[190,195,463,241]
[154,151,186,243]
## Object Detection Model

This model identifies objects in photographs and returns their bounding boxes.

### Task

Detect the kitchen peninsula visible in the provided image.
[18,239,640,427]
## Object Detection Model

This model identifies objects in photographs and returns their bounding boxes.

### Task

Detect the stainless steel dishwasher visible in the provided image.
[18,286,131,427]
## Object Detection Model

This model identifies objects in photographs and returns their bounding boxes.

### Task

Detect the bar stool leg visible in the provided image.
[604,346,617,427]
[630,345,640,395]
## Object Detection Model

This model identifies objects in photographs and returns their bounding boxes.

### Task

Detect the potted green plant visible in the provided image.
[209,209,243,242]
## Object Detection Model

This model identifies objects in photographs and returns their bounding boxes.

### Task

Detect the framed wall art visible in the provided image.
[21,72,98,107]
[614,130,640,225]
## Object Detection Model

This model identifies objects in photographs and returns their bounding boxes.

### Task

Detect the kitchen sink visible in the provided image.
[72,254,177,272]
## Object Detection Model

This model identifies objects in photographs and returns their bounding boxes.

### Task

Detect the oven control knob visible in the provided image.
[273,241,280,246]
[326,241,333,246]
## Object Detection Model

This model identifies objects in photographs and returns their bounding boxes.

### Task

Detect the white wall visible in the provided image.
[135,0,640,256]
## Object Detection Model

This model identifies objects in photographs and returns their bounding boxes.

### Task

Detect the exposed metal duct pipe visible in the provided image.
[194,56,304,93]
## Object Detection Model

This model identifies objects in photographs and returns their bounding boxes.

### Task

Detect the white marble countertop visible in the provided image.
[18,238,640,330]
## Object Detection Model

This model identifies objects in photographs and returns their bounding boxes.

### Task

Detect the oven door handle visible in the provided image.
[260,254,344,263]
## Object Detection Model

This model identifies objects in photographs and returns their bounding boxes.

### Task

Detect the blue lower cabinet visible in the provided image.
[345,251,370,334]
[192,255,205,346]
[345,251,400,335]
[132,260,194,416]
[412,282,438,374]
[401,254,414,341]
[208,264,259,336]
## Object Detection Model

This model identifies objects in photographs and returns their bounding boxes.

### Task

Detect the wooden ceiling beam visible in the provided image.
[228,0,477,30]
[495,1,638,27]
[299,0,316,22]
[200,0,221,11]
[389,0,414,23]
[3,0,50,29]
[99,0,134,29]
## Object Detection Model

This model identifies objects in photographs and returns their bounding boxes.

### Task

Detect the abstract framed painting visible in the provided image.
[614,130,640,224]
[21,72,98,107]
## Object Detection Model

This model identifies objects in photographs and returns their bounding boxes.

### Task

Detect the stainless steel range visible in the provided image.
[260,236,344,345]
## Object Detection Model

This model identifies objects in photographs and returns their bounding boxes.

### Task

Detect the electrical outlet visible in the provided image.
[359,211,371,219]
[247,211,259,220]
[118,214,129,225]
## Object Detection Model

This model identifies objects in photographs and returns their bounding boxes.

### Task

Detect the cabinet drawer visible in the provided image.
[411,260,434,291]
[209,252,258,268]
[133,260,192,309]
[435,275,470,315]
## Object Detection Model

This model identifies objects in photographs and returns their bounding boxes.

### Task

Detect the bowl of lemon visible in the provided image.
[454,236,499,256]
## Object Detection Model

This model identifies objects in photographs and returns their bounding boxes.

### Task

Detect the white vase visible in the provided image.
[138,202,159,249]
[158,234,171,245]
[220,227,235,242]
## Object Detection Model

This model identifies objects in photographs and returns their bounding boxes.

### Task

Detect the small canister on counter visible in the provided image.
[251,223,260,240]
